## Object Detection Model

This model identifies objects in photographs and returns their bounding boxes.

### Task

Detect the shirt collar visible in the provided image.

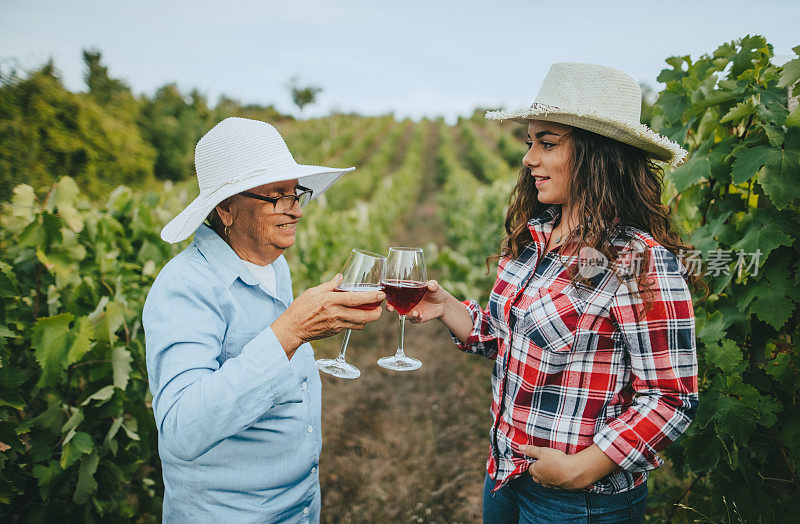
[527,204,561,248]
[526,204,625,251]
[193,224,263,288]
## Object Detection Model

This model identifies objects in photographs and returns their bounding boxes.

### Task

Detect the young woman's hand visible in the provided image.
[386,280,449,323]
[386,279,475,343]
[519,444,620,491]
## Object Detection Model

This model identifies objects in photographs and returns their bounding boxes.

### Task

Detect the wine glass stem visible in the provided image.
[396,315,406,358]
[336,329,352,362]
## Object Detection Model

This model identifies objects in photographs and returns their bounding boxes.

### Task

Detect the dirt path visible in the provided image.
[316,121,494,523]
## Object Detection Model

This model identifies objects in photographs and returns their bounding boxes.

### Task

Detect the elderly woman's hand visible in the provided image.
[271,274,385,356]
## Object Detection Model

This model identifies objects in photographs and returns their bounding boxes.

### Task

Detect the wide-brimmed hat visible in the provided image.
[160,117,355,243]
[485,62,687,166]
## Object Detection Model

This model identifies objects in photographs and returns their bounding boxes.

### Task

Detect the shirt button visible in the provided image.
[303,507,310,516]
[301,381,308,390]
[307,425,313,433]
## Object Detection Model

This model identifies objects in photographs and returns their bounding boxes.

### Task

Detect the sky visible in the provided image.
[1,0,798,122]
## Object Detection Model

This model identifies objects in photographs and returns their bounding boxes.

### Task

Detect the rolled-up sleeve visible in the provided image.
[593,245,699,472]
[450,300,500,360]
[143,275,302,462]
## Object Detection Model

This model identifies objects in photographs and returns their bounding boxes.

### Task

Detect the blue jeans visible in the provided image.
[483,473,647,523]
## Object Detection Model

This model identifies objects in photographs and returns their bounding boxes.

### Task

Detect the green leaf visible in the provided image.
[0,366,27,409]
[36,247,76,287]
[730,35,768,78]
[57,205,83,233]
[81,385,115,406]
[111,346,132,389]
[61,409,84,435]
[704,338,742,373]
[60,431,93,469]
[731,210,793,266]
[657,56,690,83]
[102,417,124,455]
[777,56,800,89]
[763,124,786,146]
[758,133,800,208]
[66,316,93,364]
[32,313,74,387]
[738,269,800,329]
[757,98,787,127]
[657,89,690,124]
[689,211,732,255]
[765,351,800,389]
[669,154,710,191]
[73,453,100,504]
[33,404,67,433]
[683,430,721,471]
[787,104,800,128]
[720,97,756,123]
[94,301,125,344]
[696,310,726,345]
[714,396,756,446]
[731,145,772,184]
[32,461,61,500]
[121,418,140,441]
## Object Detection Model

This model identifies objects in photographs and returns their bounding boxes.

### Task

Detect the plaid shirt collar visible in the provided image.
[526,205,625,258]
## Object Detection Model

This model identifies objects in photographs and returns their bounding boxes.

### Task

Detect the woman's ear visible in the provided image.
[215,196,236,226]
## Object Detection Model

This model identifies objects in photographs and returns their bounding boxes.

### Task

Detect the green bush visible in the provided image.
[650,36,800,522]
[0,178,186,521]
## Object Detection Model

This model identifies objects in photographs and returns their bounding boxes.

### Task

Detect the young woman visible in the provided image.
[398,63,704,523]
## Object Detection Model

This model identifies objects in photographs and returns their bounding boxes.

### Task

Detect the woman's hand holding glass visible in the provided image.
[316,249,386,379]
[271,273,385,358]
[393,280,449,323]
[389,279,476,344]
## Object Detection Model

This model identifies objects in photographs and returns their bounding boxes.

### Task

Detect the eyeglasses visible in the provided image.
[239,185,313,213]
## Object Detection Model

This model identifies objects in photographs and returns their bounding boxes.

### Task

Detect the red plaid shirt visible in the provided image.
[454,204,698,494]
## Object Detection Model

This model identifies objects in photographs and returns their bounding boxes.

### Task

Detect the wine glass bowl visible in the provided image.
[378,247,427,371]
[316,249,386,379]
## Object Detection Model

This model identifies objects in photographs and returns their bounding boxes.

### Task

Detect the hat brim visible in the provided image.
[160,163,355,244]
[485,107,686,167]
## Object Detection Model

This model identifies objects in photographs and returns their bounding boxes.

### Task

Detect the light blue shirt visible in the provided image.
[143,224,322,523]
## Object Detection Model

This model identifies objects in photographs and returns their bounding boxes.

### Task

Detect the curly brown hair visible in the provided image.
[493,126,707,320]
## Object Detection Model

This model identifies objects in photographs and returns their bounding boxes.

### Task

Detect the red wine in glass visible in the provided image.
[383,279,427,315]
[378,247,427,372]
[336,283,385,310]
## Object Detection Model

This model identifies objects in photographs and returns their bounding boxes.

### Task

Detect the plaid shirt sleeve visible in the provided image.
[449,299,500,360]
[593,244,699,472]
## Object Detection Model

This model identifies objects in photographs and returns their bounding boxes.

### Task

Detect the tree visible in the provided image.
[287,76,322,112]
[0,61,156,200]
[83,49,130,106]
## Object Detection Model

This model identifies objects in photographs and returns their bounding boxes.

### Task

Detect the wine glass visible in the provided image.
[377,247,427,371]
[315,249,386,379]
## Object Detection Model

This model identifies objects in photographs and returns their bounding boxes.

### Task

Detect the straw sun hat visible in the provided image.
[160,117,354,243]
[485,62,687,166]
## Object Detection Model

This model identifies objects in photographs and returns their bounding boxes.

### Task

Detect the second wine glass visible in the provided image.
[315,249,386,379]
[378,247,427,371]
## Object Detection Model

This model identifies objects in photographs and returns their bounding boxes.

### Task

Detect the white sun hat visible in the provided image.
[485,62,687,166]
[160,117,355,243]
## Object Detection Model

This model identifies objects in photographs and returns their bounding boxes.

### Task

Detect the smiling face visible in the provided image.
[216,178,304,265]
[523,120,574,205]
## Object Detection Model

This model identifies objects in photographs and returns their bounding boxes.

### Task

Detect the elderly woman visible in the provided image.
[143,117,384,523]
[401,64,702,523]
